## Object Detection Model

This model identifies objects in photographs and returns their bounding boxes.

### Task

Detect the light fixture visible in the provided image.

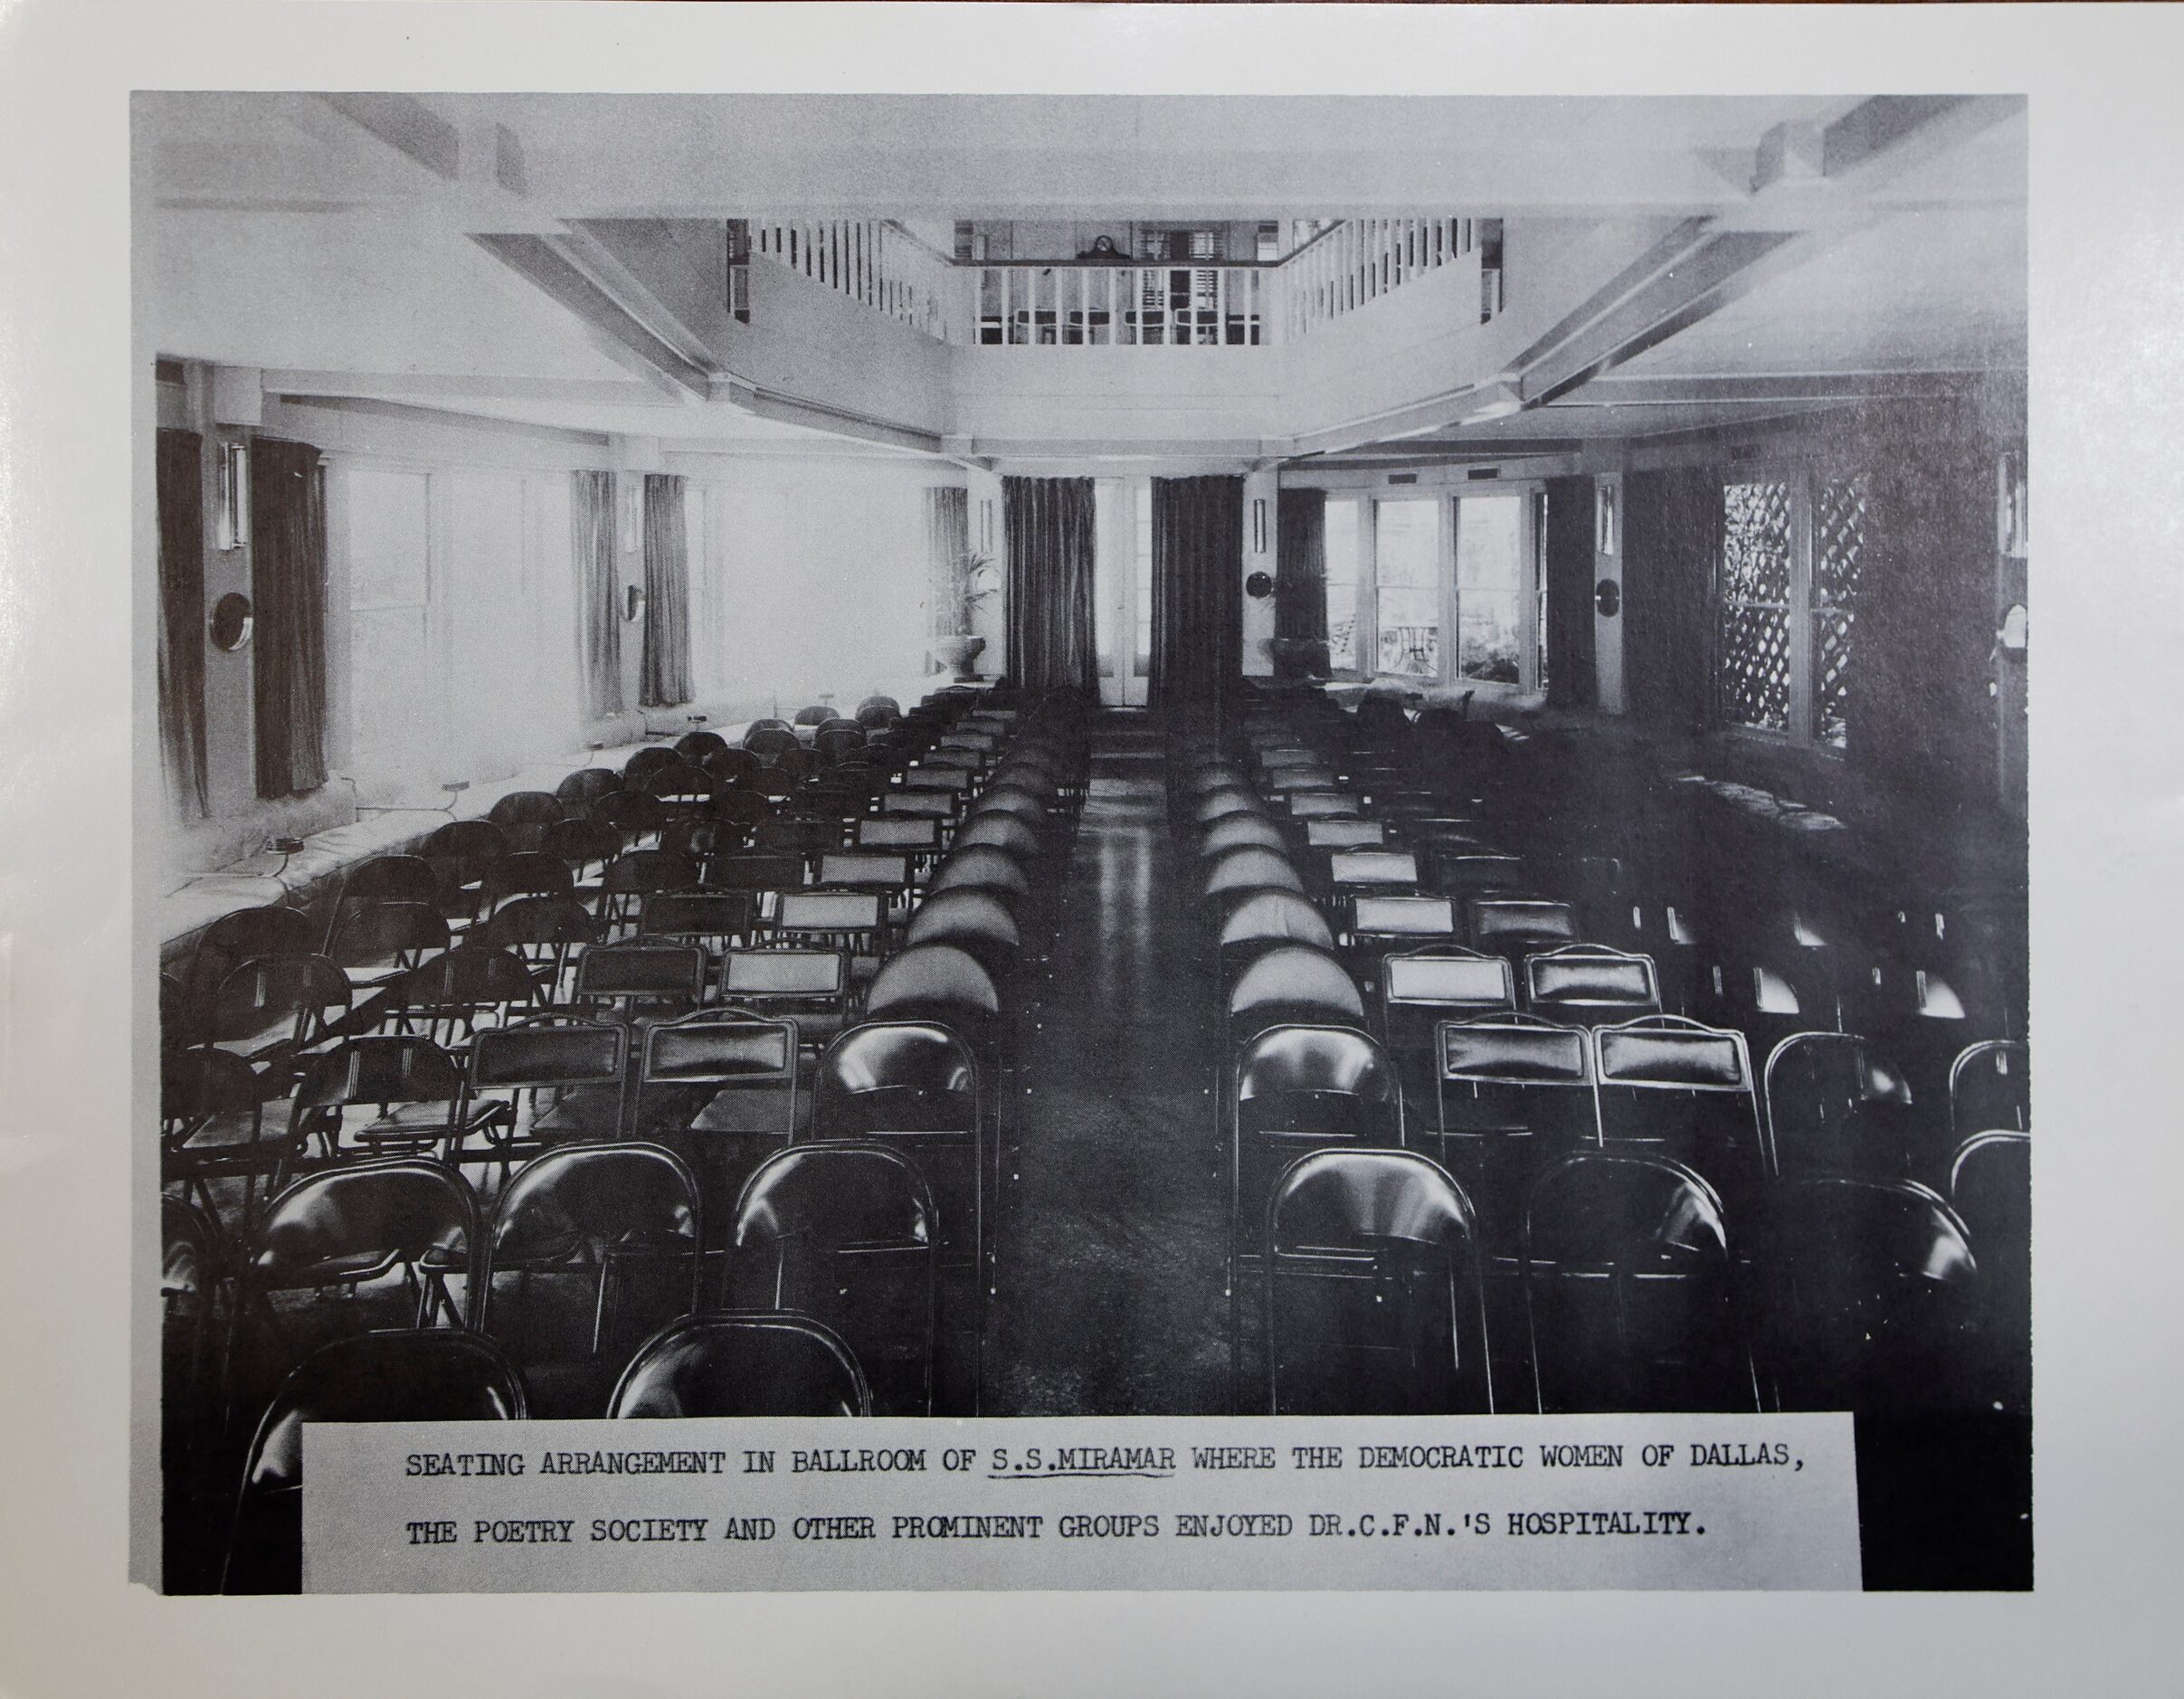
[214,441,250,551]
[1998,449,2028,557]
[1595,480,1619,555]
[624,584,647,623]
[1252,498,1268,554]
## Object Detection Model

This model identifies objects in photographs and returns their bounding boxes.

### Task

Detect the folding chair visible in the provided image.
[1227,944,1365,1048]
[573,936,707,1025]
[461,1016,631,1166]
[162,1044,277,1223]
[475,895,598,1004]
[1762,1030,1923,1182]
[287,1035,510,1170]
[731,1144,937,1416]
[386,944,537,1049]
[1593,1015,1767,1215]
[484,791,565,853]
[606,1313,870,1418]
[480,1141,703,1409]
[1433,1013,1600,1248]
[324,900,449,995]
[1262,1148,1491,1416]
[222,1330,524,1592]
[1948,1128,2030,1414]
[1522,1153,1752,1414]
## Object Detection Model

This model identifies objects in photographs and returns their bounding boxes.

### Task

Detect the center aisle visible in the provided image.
[984,713,1231,1415]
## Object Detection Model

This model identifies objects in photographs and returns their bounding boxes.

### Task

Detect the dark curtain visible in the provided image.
[573,470,622,717]
[1543,476,1599,711]
[1002,475,1097,692]
[641,473,692,708]
[1623,466,1718,736]
[156,428,209,818]
[1151,474,1244,710]
[1275,488,1328,642]
[250,435,328,799]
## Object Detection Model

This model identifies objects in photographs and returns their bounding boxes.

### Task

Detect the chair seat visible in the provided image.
[169,1109,271,1156]
[355,1100,514,1152]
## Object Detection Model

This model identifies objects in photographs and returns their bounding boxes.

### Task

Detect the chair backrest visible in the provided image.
[1194,787,1267,828]
[732,1144,937,1416]
[480,850,575,909]
[952,814,1040,861]
[856,816,941,853]
[600,849,700,897]
[1758,1176,1981,1414]
[486,790,565,828]
[720,948,846,1003]
[1348,895,1458,944]
[477,895,597,951]
[1380,947,1515,1059]
[555,767,622,806]
[248,1156,480,1296]
[1947,1127,2030,1409]
[207,954,351,1049]
[815,1020,981,1135]
[1199,812,1291,859]
[1204,846,1305,901]
[189,904,317,1001]
[162,1043,265,1138]
[606,1313,870,1418]
[224,1331,525,1592]
[622,745,681,787]
[640,888,756,947]
[470,1016,628,1093]
[674,729,730,763]
[422,816,512,866]
[771,890,884,941]
[325,900,449,971]
[1434,1014,1600,1224]
[1523,944,1662,1026]
[537,814,623,871]
[1284,790,1363,821]
[866,944,1002,1028]
[1436,851,1527,896]
[1263,1148,1489,1416]
[1304,819,1389,850]
[1228,944,1364,1032]
[1467,897,1579,957]
[1521,1153,1743,1414]
[1592,1016,1764,1196]
[1762,1030,1918,1181]
[1950,1038,2029,1138]
[1327,850,1420,891]
[337,854,441,911]
[705,853,806,894]
[816,852,910,892]
[574,938,707,1010]
[487,1140,702,1317]
[1219,888,1336,955]
[391,946,537,1038]
[928,847,1030,902]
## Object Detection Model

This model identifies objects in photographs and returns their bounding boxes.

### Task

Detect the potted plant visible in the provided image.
[933,551,997,680]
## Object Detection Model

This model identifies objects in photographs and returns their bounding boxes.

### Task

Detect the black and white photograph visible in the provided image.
[5,0,2184,1691]
[139,81,2029,1594]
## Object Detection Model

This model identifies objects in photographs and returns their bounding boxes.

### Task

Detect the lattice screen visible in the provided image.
[1719,479,1794,731]
[1811,473,1868,747]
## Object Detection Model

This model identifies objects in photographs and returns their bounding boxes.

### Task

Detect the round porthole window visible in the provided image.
[1593,578,1622,617]
[209,592,254,651]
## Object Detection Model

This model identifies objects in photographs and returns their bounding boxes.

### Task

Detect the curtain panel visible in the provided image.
[641,472,692,708]
[573,470,622,718]
[1002,475,1097,692]
[1151,474,1244,710]
[1274,487,1328,643]
[1543,476,1599,711]
[1622,467,1718,736]
[250,435,329,799]
[156,428,210,818]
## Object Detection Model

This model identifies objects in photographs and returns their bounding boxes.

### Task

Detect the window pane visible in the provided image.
[1375,499,1440,587]
[1722,479,1793,603]
[1455,495,1522,683]
[1376,584,1441,677]
[1325,498,1359,670]
[1093,480,1119,678]
[1814,609,1854,749]
[1459,591,1522,683]
[1813,472,1868,606]
[1134,483,1153,677]
[1720,603,1793,731]
[1374,499,1441,677]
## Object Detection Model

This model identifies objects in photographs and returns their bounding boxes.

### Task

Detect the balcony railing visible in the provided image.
[750,219,957,342]
[973,263,1270,346]
[738,217,1504,349]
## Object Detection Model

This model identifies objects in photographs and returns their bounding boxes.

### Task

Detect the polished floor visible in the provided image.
[986,717,1232,1415]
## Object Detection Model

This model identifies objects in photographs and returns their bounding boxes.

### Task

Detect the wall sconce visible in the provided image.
[1998,449,2027,557]
[1245,570,1276,600]
[624,584,647,624]
[1595,480,1619,555]
[214,441,250,551]
[1997,603,2028,655]
[1251,498,1268,555]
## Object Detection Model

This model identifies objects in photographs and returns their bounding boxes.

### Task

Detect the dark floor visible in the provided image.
[985,716,1232,1415]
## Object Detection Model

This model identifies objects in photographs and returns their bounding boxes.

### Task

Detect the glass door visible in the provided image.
[1451,491,1529,688]
[1372,497,1445,679]
[1093,479,1150,707]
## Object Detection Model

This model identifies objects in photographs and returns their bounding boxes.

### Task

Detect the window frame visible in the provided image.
[1714,461,1866,754]
[1321,483,1547,698]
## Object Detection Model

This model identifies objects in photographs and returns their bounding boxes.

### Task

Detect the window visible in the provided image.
[1717,470,1867,749]
[1373,499,1442,678]
[1325,497,1361,670]
[1310,486,1546,693]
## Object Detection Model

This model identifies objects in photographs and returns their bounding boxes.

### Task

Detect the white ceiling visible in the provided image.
[137,91,2026,463]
